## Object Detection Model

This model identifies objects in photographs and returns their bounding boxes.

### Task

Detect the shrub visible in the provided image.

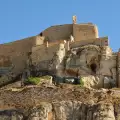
[25,77,40,85]
[79,77,84,87]
[24,75,52,85]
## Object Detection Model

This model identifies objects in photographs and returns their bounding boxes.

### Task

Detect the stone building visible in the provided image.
[0,16,119,88]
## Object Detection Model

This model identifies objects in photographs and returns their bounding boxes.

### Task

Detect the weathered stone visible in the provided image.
[81,75,101,89]
[0,16,119,89]
[28,103,53,120]
[0,110,24,120]
[0,102,116,120]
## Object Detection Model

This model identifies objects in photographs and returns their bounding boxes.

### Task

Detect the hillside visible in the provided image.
[0,83,120,120]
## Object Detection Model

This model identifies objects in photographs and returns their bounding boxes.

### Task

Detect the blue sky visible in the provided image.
[0,0,119,51]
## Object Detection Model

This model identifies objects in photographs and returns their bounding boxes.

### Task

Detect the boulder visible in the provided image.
[81,75,101,89]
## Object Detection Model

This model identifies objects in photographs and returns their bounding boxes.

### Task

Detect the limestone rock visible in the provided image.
[81,75,101,89]
[93,103,115,120]
[101,46,112,60]
[28,103,53,120]
[0,110,24,120]
[0,102,117,120]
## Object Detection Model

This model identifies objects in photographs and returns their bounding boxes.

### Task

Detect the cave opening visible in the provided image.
[90,63,97,73]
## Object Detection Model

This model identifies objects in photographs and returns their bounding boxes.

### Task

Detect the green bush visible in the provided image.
[24,75,52,85]
[79,77,84,87]
[25,77,40,85]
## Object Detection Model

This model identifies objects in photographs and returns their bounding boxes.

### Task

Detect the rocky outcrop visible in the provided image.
[81,75,102,89]
[0,44,116,89]
[0,101,118,120]
[0,85,120,120]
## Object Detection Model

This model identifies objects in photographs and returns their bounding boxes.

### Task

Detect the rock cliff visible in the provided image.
[0,84,120,120]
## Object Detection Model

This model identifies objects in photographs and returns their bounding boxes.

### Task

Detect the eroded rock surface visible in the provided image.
[0,85,120,120]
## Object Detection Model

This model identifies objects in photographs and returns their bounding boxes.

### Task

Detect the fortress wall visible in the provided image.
[0,36,36,74]
[73,24,99,41]
[42,24,73,42]
[35,36,45,46]
[32,43,60,64]
[0,36,36,56]
[70,37,108,48]
[32,36,109,65]
[0,55,12,67]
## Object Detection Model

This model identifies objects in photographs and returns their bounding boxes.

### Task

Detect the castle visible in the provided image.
[0,16,120,88]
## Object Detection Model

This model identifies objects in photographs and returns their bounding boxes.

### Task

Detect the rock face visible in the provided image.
[62,45,116,88]
[0,86,120,120]
[0,110,24,120]
[81,75,101,89]
[0,102,117,120]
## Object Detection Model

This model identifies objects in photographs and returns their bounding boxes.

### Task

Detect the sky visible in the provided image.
[0,0,119,51]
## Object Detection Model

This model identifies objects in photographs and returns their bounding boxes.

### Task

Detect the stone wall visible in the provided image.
[0,22,113,81]
[35,35,45,46]
[0,36,36,74]
[32,43,62,64]
[0,55,12,67]
[70,37,109,48]
[42,23,100,43]
[42,24,73,42]
[73,23,99,41]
